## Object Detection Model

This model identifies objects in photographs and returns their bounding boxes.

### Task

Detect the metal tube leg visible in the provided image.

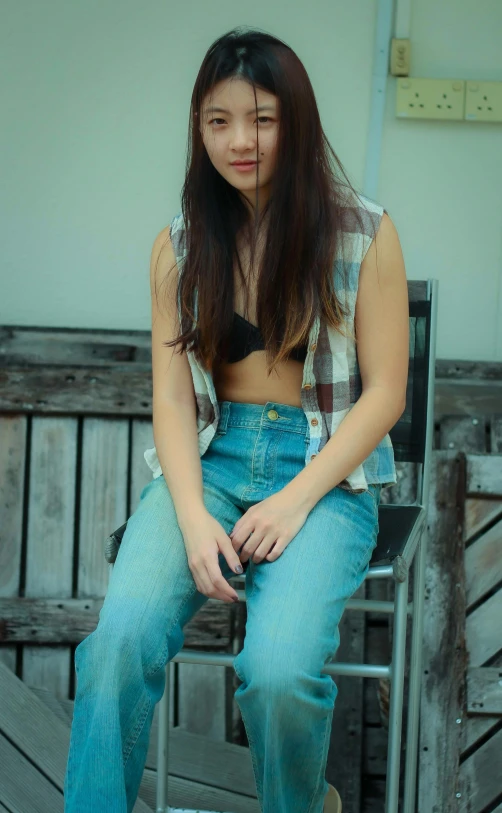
[403,529,427,813]
[156,662,171,813]
[385,575,409,813]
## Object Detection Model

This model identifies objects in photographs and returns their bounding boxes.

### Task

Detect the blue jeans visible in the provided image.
[64,400,381,813]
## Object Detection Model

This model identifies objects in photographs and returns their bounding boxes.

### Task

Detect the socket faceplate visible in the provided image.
[396,78,465,120]
[465,81,502,123]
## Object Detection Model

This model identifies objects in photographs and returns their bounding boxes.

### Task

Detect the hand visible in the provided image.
[229,489,310,564]
[180,508,243,603]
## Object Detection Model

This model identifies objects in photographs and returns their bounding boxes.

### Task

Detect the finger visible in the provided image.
[252,533,277,563]
[205,558,239,602]
[229,517,255,547]
[265,539,285,561]
[201,562,231,602]
[225,531,242,556]
[239,533,262,563]
[214,572,240,603]
[193,565,213,598]
[229,527,248,552]
[220,536,245,574]
[231,536,244,555]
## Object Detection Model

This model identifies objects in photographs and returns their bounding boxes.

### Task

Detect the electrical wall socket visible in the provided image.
[465,81,502,123]
[396,78,465,120]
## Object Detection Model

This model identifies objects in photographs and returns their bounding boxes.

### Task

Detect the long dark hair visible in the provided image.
[155,26,379,373]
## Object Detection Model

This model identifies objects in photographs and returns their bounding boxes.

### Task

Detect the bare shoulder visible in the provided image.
[360,211,407,289]
[150,226,182,310]
[370,211,402,254]
[377,210,400,243]
[150,224,177,287]
[152,223,171,253]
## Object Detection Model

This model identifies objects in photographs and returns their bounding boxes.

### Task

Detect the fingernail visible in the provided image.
[234,564,243,574]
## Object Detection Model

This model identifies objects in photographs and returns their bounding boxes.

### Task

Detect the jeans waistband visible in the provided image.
[217,400,309,436]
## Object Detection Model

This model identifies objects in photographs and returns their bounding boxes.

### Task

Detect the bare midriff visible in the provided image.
[213,352,304,408]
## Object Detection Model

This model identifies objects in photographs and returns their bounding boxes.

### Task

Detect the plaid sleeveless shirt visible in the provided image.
[144,191,398,493]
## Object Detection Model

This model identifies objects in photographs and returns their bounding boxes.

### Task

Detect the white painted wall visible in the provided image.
[1,1,501,360]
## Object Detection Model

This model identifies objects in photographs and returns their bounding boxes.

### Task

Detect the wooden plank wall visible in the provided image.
[418,446,467,813]
[1,326,502,813]
[458,423,502,812]
[0,327,256,788]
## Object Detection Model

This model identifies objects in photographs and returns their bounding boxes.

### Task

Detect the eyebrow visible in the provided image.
[203,104,276,116]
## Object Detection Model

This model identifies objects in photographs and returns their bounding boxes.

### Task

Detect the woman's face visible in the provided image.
[199,77,280,214]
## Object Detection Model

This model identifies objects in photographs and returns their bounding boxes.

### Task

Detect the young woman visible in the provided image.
[64,27,409,813]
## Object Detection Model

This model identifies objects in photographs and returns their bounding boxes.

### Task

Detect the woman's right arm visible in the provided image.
[149,226,242,599]
[150,224,206,532]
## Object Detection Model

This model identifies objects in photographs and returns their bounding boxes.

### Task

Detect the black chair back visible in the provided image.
[389,281,433,466]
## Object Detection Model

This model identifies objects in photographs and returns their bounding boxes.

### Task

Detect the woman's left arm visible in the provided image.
[285,211,409,512]
[229,213,409,563]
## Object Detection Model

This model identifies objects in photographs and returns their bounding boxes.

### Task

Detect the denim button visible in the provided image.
[267,409,279,420]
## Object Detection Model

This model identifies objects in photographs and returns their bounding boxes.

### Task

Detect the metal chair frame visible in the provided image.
[106,278,438,813]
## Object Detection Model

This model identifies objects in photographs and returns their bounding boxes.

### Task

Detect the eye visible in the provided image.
[208,117,273,126]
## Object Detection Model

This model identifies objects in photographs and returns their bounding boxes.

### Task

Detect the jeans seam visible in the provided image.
[144,583,199,680]
[227,421,306,438]
[233,568,259,683]
[305,690,334,813]
[241,430,261,501]
[244,719,264,804]
[249,426,261,487]
[123,693,152,765]
[367,484,381,521]
[233,569,262,799]
[122,583,199,764]
[373,485,381,522]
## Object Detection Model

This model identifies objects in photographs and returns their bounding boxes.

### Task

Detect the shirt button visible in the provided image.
[267,409,279,420]
[310,343,317,351]
[310,418,318,426]
[303,383,312,390]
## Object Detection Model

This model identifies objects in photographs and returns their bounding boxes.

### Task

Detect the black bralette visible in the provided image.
[224,312,308,364]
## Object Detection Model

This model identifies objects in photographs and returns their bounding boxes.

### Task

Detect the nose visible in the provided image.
[229,124,257,152]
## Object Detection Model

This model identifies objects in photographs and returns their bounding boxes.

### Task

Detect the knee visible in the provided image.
[234,644,329,700]
[74,624,136,686]
[74,612,175,689]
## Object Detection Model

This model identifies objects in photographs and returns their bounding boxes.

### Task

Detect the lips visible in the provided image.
[232,161,257,165]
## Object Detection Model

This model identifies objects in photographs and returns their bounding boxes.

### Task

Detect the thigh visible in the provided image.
[234,484,381,680]
[99,472,243,639]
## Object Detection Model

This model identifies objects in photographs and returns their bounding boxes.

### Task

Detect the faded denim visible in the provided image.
[64,400,381,812]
